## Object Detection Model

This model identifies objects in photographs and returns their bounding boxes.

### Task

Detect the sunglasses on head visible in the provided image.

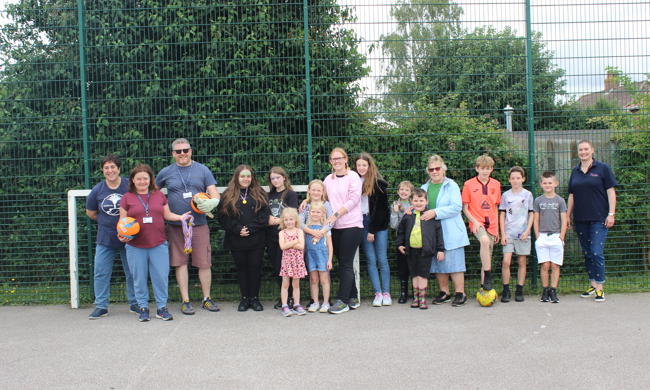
[428,167,442,172]
[173,148,190,154]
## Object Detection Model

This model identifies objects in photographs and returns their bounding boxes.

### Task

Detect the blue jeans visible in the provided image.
[93,245,136,309]
[125,242,170,309]
[574,221,608,284]
[362,215,390,293]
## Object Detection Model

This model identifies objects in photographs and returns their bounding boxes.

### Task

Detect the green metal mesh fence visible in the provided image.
[1,0,648,305]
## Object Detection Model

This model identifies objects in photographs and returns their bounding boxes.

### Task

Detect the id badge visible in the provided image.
[182,192,193,199]
[142,217,153,224]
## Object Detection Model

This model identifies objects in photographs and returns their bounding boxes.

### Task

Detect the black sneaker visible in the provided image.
[549,288,559,303]
[515,286,525,302]
[273,298,282,310]
[594,290,606,302]
[432,291,452,305]
[540,287,550,302]
[581,287,596,298]
[501,289,511,303]
[237,298,250,312]
[451,293,467,307]
[250,297,264,311]
[287,297,294,310]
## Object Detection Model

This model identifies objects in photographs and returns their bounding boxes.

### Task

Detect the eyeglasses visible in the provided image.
[428,167,442,172]
[173,148,191,154]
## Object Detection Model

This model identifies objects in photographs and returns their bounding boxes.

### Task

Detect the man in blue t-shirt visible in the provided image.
[156,138,221,314]
[85,154,137,319]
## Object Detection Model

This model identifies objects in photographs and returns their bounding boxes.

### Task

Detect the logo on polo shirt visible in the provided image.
[481,200,490,210]
[590,173,600,177]
[101,193,122,216]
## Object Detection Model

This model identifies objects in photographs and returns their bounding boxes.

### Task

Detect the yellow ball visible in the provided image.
[476,288,498,307]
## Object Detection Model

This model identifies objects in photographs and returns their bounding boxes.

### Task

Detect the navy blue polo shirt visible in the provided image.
[568,160,617,222]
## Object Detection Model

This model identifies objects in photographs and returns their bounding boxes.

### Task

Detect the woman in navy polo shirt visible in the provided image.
[567,140,617,302]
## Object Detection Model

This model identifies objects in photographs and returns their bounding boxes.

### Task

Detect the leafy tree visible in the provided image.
[0,0,368,301]
[420,26,565,130]
[378,0,463,115]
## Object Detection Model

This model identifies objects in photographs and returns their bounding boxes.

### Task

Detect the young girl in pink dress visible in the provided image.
[278,207,307,317]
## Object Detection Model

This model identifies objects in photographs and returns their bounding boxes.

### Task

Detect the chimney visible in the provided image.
[604,72,618,91]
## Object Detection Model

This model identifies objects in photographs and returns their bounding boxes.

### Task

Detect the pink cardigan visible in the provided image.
[323,170,363,229]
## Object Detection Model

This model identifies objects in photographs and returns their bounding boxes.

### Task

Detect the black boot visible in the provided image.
[483,270,493,291]
[398,280,408,304]
[501,284,511,303]
[237,297,250,312]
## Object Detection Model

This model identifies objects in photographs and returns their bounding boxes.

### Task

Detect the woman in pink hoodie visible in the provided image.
[323,147,364,314]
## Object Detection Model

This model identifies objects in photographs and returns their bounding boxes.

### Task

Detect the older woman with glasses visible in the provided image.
[420,155,470,306]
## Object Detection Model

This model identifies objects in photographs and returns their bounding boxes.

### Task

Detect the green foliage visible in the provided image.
[378,0,463,114]
[0,0,368,300]
[420,26,565,130]
[346,99,526,190]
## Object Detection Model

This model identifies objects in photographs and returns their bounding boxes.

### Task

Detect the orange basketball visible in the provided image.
[191,192,210,214]
[116,217,140,239]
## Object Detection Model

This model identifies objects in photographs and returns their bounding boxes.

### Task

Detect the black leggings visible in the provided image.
[396,251,410,282]
[332,227,363,304]
[231,247,264,298]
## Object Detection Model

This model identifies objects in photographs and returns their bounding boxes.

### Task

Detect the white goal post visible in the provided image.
[66,184,369,309]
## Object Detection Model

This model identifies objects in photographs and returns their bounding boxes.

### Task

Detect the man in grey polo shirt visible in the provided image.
[157,138,221,314]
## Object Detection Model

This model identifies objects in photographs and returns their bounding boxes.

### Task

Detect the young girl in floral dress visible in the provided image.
[278,208,307,317]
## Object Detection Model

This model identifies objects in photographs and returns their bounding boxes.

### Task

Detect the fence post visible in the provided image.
[303,0,314,180]
[76,0,93,297]
[525,0,537,289]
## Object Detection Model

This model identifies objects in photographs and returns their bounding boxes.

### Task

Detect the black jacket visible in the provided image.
[367,179,389,234]
[218,191,271,251]
[396,208,445,257]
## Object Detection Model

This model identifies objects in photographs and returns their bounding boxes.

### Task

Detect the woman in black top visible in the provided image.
[355,152,391,306]
[266,166,299,308]
[218,165,270,312]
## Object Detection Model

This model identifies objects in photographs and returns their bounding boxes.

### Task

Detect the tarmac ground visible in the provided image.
[2,293,650,389]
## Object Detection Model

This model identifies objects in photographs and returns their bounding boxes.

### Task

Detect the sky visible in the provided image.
[1,0,647,101]
[341,0,649,102]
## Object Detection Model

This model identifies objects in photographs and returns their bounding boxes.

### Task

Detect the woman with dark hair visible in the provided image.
[323,147,363,314]
[86,154,137,319]
[119,163,190,322]
[218,165,271,312]
[355,152,391,306]
[567,140,617,302]
[266,166,299,309]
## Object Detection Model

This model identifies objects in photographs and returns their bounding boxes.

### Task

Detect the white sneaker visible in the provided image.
[319,302,330,313]
[307,302,320,312]
[372,293,383,307]
[382,293,392,306]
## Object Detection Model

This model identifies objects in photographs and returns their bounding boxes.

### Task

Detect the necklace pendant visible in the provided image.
[242,199,247,204]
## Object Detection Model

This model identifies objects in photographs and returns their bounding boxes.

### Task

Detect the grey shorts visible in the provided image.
[502,237,531,255]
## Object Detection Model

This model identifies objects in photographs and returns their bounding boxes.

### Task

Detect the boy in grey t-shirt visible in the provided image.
[533,171,567,303]
[499,166,534,302]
